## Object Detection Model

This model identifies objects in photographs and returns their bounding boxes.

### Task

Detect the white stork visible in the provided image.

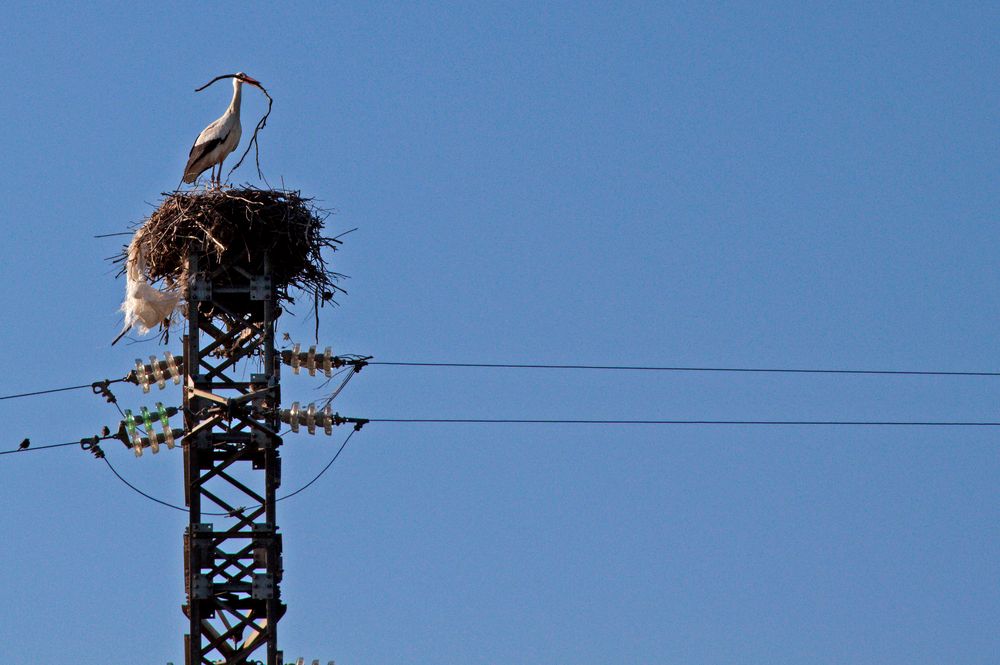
[183,72,263,187]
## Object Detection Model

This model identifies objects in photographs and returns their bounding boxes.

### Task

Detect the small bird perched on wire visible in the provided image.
[183,72,264,188]
[18,438,29,451]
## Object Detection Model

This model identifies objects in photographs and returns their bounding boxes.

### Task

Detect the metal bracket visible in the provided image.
[192,574,212,599]
[192,276,212,301]
[250,274,272,301]
[251,574,275,599]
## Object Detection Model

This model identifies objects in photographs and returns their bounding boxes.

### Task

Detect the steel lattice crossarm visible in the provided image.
[182,253,286,665]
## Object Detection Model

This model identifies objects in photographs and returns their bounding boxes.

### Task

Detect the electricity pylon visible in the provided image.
[182,253,285,665]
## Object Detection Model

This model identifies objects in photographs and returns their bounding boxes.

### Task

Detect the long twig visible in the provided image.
[194,73,243,92]
[230,90,272,181]
[229,85,272,181]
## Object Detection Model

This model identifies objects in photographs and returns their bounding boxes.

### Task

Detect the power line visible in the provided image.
[275,428,356,502]
[4,359,1000,405]
[103,457,198,513]
[0,377,127,402]
[10,417,1000,460]
[101,428,358,513]
[0,440,81,455]
[370,361,1000,377]
[320,367,360,409]
[367,418,1000,426]
[0,383,95,401]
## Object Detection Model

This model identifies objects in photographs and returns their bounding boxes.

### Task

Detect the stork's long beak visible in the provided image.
[240,74,263,88]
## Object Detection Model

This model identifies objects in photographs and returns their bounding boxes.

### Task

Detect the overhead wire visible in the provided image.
[102,457,205,514]
[6,353,1000,465]
[369,361,1000,377]
[0,440,82,455]
[9,416,1000,460]
[320,367,359,409]
[0,377,128,402]
[82,413,1000,513]
[4,359,1000,405]
[275,428,356,502]
[1,373,132,455]
[366,418,1000,426]
[0,383,96,401]
[100,427,359,514]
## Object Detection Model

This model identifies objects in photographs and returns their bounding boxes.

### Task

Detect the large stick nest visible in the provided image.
[119,186,346,320]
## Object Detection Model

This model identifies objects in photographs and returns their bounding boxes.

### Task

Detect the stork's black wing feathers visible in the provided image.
[189,133,227,159]
[184,130,231,182]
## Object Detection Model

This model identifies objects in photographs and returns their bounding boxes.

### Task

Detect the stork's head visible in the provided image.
[234,72,263,89]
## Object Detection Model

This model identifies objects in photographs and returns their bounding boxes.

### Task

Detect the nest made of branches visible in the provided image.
[118,186,346,316]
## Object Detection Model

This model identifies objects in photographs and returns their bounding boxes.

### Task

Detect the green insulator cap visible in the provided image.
[124,409,137,436]
[156,402,170,428]
[140,406,154,433]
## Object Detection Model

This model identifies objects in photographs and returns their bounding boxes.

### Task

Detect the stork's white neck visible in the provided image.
[228,79,243,117]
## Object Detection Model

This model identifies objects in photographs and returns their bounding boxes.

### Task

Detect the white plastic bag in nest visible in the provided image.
[116,238,181,342]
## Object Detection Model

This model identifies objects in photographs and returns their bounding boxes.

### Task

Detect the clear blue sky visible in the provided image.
[1,2,998,664]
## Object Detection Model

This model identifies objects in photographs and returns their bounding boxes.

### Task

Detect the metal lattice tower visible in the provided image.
[182,252,285,665]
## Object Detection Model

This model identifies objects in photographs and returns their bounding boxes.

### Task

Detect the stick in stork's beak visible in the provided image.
[195,73,267,93]
[238,74,264,90]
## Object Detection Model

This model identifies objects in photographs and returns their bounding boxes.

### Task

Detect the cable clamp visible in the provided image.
[80,434,106,459]
[91,380,118,404]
